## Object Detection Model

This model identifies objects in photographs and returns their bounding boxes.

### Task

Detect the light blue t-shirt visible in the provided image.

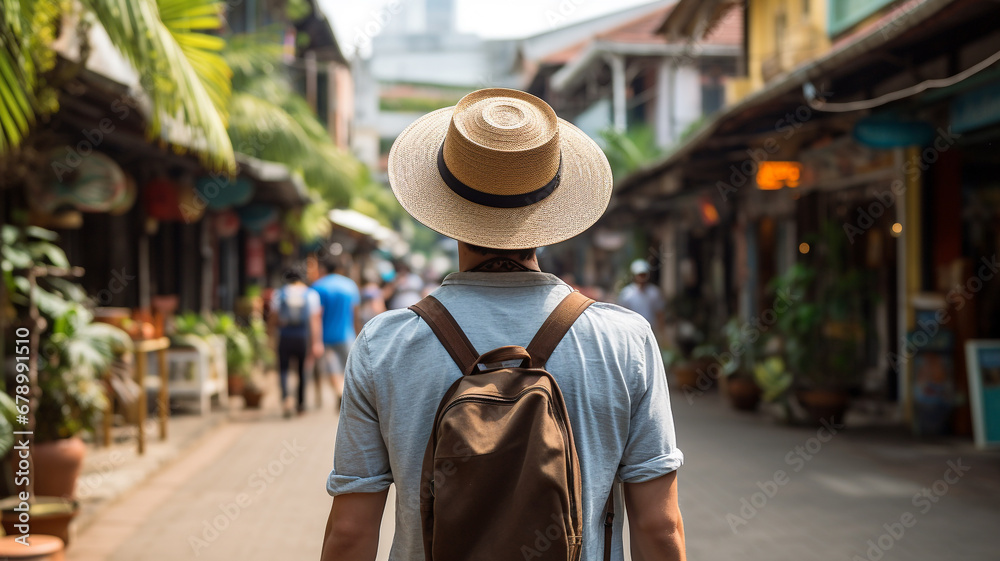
[312,273,360,345]
[327,272,683,561]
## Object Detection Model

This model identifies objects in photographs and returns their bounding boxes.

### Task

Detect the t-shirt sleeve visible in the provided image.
[617,328,684,482]
[327,328,393,495]
[308,287,323,315]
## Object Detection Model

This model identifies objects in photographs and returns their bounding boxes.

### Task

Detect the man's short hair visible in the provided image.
[321,256,342,273]
[283,266,305,283]
[466,244,537,261]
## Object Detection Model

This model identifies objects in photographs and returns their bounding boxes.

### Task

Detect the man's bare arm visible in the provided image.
[624,471,685,561]
[311,310,324,358]
[320,490,389,561]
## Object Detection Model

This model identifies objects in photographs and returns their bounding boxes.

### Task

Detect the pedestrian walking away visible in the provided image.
[321,88,686,561]
[618,259,666,332]
[269,265,323,418]
[312,256,361,410]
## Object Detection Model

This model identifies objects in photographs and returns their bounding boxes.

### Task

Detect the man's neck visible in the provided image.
[457,242,540,272]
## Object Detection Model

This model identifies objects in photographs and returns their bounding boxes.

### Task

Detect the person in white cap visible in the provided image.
[321,89,685,561]
[618,259,665,332]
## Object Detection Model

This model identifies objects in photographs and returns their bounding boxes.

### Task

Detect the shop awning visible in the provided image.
[238,154,312,208]
[328,209,410,257]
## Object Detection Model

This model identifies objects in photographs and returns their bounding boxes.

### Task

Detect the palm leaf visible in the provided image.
[83,0,235,172]
[0,0,59,153]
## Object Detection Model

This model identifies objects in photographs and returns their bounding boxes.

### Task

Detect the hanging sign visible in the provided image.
[33,148,129,214]
[195,176,254,210]
[236,204,278,233]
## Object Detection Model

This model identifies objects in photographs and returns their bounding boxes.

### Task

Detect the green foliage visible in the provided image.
[284,0,311,21]
[1,0,236,171]
[768,263,820,379]
[599,126,663,181]
[379,96,460,114]
[767,220,874,389]
[172,311,270,378]
[0,391,18,456]
[37,308,132,441]
[720,317,758,377]
[2,225,132,441]
[224,31,368,237]
[753,356,793,402]
[0,0,61,153]
[2,224,74,320]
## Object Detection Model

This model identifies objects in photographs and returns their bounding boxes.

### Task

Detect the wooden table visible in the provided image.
[102,337,171,454]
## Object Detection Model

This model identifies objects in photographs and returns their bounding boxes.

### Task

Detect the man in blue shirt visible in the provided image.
[312,257,360,410]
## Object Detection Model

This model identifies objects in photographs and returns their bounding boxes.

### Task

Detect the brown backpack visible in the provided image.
[410,291,614,561]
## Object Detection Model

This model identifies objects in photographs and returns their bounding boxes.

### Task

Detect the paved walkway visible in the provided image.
[68,382,1000,561]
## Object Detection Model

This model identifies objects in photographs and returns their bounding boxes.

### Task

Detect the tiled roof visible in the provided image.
[539,2,743,63]
[702,5,743,46]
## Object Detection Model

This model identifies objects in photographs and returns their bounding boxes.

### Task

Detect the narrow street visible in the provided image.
[68,382,1000,561]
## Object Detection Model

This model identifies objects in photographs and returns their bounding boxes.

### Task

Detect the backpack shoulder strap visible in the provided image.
[525,291,594,368]
[410,296,479,374]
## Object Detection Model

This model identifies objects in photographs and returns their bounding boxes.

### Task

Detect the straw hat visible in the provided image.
[387,88,613,250]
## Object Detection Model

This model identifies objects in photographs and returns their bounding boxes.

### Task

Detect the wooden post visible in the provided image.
[135,349,147,455]
[158,347,169,440]
[103,368,113,447]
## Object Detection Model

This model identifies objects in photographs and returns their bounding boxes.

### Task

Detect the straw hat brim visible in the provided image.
[387,107,613,250]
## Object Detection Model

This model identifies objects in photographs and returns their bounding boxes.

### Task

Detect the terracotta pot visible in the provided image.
[243,388,264,409]
[0,534,65,560]
[672,361,700,389]
[227,374,246,396]
[693,357,719,390]
[33,437,86,499]
[1,496,78,547]
[725,376,762,411]
[796,389,850,426]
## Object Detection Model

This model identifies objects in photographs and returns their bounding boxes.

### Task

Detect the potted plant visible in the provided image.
[663,292,706,389]
[1,225,131,543]
[690,343,721,391]
[719,318,763,411]
[212,314,256,405]
[752,352,795,423]
[769,222,871,425]
[241,317,273,409]
[174,312,239,397]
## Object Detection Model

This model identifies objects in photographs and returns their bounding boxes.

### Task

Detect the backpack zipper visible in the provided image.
[440,385,545,416]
